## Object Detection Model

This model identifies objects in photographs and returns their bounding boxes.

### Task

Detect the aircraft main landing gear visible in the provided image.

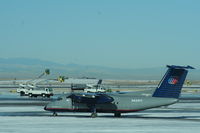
[89,104,97,118]
[53,112,58,116]
[114,112,121,117]
[91,112,97,118]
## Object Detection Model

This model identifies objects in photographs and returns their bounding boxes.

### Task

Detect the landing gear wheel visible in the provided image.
[88,104,97,118]
[20,92,25,96]
[114,112,121,117]
[29,93,32,97]
[91,113,97,118]
[42,94,46,98]
[53,112,58,116]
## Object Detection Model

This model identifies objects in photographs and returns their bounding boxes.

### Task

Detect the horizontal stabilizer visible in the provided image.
[166,65,195,69]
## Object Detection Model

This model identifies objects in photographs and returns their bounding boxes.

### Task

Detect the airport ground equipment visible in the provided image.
[84,79,106,93]
[44,65,194,117]
[17,87,53,98]
[16,69,53,97]
[71,79,106,93]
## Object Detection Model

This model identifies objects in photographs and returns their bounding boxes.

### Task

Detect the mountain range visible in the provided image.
[0,58,198,80]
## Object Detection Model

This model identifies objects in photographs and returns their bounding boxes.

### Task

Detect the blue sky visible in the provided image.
[0,0,199,69]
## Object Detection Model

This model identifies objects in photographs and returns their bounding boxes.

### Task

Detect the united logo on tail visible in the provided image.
[168,77,179,85]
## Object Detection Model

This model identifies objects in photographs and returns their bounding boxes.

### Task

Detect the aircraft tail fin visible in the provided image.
[152,65,194,98]
[97,79,102,85]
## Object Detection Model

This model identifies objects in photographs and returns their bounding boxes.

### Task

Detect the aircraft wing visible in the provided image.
[68,93,114,104]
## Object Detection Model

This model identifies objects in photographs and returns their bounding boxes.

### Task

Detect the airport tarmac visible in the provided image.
[0,103,200,133]
[1,83,200,133]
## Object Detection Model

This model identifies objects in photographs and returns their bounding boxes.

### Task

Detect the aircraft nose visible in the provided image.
[44,105,47,110]
[44,103,51,110]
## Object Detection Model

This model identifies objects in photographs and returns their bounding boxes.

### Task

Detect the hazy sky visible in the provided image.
[0,0,199,69]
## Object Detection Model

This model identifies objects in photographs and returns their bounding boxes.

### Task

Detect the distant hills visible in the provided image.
[0,58,198,80]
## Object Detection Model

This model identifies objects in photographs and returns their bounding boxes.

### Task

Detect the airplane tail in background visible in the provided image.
[97,79,102,85]
[152,65,194,98]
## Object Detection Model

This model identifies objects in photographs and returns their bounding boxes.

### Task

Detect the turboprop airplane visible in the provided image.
[44,65,194,117]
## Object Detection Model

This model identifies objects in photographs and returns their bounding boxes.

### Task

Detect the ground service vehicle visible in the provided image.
[17,86,53,98]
